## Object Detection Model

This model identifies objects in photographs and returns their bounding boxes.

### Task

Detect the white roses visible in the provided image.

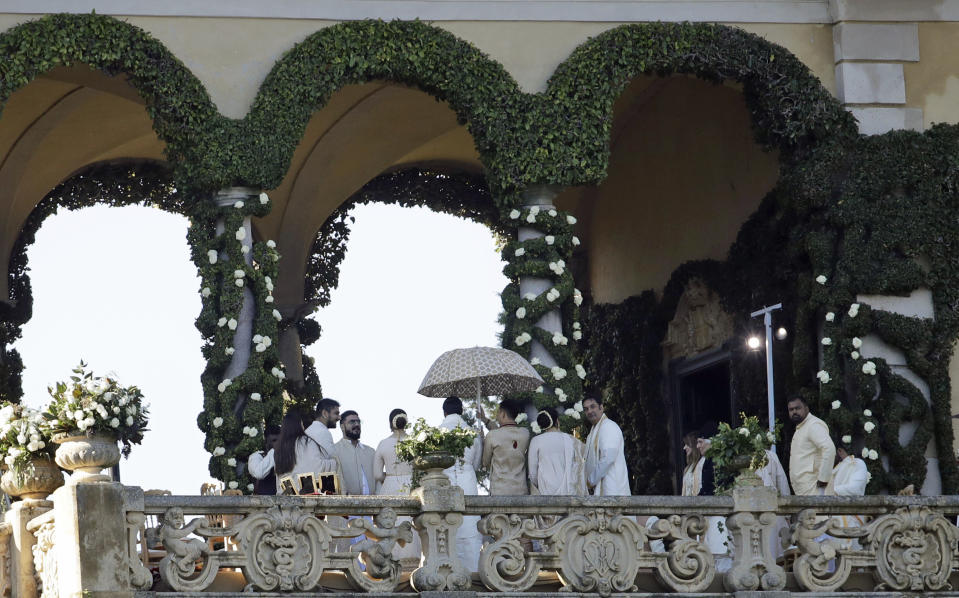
[862,361,877,376]
[848,303,860,318]
[544,235,555,245]
[515,247,525,257]
[550,366,567,381]
[816,370,831,384]
[825,312,835,322]
[816,275,827,284]
[217,379,232,393]
[250,393,262,401]
[235,227,246,241]
[516,307,526,319]
[259,192,270,204]
[864,421,876,433]
[575,364,587,379]
[831,400,841,410]
[552,332,568,346]
[509,209,520,219]
[738,427,750,437]
[842,435,852,444]
[852,337,863,349]
[514,413,527,424]
[514,332,532,346]
[212,417,223,428]
[207,250,218,264]
[567,215,577,225]
[821,337,832,345]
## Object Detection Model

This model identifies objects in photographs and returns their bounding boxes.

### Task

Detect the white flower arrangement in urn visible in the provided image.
[0,403,59,488]
[43,362,149,483]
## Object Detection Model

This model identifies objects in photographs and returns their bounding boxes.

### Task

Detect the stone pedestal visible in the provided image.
[724,485,785,592]
[411,468,470,592]
[4,499,51,598]
[52,482,133,598]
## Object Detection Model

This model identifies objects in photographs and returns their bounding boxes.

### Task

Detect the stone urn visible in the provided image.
[412,451,456,487]
[0,457,64,500]
[54,432,120,484]
[730,454,763,487]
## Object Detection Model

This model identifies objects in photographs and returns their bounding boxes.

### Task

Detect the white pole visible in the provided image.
[751,303,782,452]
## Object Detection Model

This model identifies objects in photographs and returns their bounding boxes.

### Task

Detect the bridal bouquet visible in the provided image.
[44,362,150,457]
[0,403,56,480]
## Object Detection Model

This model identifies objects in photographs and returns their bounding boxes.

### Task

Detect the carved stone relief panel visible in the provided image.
[663,278,734,361]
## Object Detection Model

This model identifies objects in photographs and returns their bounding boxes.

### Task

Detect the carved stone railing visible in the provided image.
[7,476,959,597]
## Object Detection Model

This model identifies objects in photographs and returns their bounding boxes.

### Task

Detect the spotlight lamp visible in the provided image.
[776,327,788,340]
[747,336,762,350]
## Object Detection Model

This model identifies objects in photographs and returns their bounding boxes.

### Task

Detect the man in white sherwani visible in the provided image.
[787,396,836,496]
[583,396,630,496]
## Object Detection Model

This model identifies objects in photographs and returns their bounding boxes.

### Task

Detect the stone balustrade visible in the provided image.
[3,476,959,598]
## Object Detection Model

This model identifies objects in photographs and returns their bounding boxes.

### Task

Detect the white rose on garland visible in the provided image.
[816,370,831,384]
[868,449,878,460]
[573,330,582,340]
[862,361,877,376]
[228,481,238,489]
[842,435,852,444]
[515,247,525,257]
[530,422,541,434]
[573,289,583,306]
[573,401,583,413]
[863,409,872,417]
[825,312,835,322]
[572,236,581,246]
[529,206,540,215]
[567,215,577,225]
[861,447,869,459]
[227,457,236,466]
[266,296,274,303]
[233,201,244,209]
[548,209,557,217]
[516,307,526,319]
[250,393,261,401]
[234,270,245,278]
[272,309,282,321]
[523,293,537,301]
[255,343,266,353]
[848,303,860,317]
[213,446,226,456]
[241,245,249,254]
[851,351,860,360]
[816,275,827,285]
[852,337,863,349]
[267,240,277,248]
[530,357,540,365]
[564,408,576,417]
[552,332,568,346]
[207,250,218,264]
[218,317,227,327]
[225,347,235,355]
[247,484,254,491]
[228,318,238,330]
[259,192,269,204]
[515,413,527,424]
[864,421,876,433]
[575,364,587,379]
[509,209,520,219]
[217,379,232,393]
[831,400,841,409]
[212,417,223,428]
[550,366,567,380]
[235,227,246,241]
[235,279,244,287]
[821,337,832,345]
[544,235,555,245]
[526,213,537,223]
[201,287,211,298]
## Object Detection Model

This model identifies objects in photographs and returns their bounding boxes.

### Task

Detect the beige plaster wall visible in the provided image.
[905,22,959,127]
[584,76,780,304]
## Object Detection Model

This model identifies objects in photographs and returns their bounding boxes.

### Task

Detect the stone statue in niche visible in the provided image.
[664,279,733,360]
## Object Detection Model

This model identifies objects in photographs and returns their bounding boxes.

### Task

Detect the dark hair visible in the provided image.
[683,431,702,468]
[315,398,340,417]
[583,395,603,407]
[699,420,718,439]
[537,407,558,429]
[340,410,359,424]
[499,398,522,420]
[443,397,463,415]
[835,437,849,452]
[389,409,408,431]
[274,411,306,475]
[786,395,807,406]
[265,424,281,436]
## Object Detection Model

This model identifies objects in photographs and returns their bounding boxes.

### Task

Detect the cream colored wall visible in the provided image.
[905,22,959,128]
[583,76,780,304]
[0,15,838,116]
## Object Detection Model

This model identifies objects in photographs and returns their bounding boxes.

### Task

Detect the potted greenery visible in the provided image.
[0,403,63,500]
[705,413,780,491]
[44,363,149,484]
[396,418,477,488]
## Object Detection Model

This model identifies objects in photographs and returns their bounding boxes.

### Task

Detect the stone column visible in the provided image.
[411,466,470,592]
[52,482,133,598]
[518,184,564,368]
[214,187,257,416]
[4,500,51,598]
[724,483,786,593]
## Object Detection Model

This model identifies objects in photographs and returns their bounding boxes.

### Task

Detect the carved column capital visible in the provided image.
[724,485,786,592]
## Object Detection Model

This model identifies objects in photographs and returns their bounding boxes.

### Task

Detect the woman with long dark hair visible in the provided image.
[250,410,340,494]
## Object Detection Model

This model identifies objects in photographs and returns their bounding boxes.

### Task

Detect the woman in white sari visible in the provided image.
[528,407,586,496]
[373,409,422,567]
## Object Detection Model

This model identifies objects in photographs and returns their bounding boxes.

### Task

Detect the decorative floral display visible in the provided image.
[0,403,55,480]
[44,362,149,457]
[705,414,780,493]
[395,418,477,464]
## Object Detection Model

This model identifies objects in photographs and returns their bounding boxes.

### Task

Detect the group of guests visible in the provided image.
[243,393,633,572]
[681,394,870,565]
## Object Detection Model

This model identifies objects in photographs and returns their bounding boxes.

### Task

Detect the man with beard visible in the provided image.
[334,410,376,495]
[787,395,835,495]
[583,395,630,496]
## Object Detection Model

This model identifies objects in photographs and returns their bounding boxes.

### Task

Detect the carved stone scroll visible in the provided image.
[648,514,715,593]
[157,507,222,591]
[30,520,56,598]
[125,511,154,590]
[552,508,644,596]
[724,485,786,592]
[478,513,544,592]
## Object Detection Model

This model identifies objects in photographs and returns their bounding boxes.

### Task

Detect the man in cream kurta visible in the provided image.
[334,410,376,495]
[787,396,836,496]
[583,396,630,496]
[482,398,530,495]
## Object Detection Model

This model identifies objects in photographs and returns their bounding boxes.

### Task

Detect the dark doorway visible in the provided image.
[669,348,734,492]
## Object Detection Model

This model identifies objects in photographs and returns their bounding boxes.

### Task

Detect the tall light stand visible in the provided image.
[751,303,782,452]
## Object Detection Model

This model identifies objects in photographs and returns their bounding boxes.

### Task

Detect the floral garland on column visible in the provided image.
[500,203,585,425]
[188,192,284,491]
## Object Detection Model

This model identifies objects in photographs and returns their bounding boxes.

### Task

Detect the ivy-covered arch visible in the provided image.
[242,20,524,194]
[541,22,859,187]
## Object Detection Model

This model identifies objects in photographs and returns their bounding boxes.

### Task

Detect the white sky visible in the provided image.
[14,202,507,494]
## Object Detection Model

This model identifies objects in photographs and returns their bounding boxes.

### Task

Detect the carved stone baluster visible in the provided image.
[648,514,715,592]
[411,463,471,591]
[124,512,154,590]
[724,485,786,592]
[5,500,51,598]
[28,517,55,598]
[0,522,9,598]
[866,505,959,592]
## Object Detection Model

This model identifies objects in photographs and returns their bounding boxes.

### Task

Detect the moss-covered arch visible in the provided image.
[542,22,859,187]
[242,20,524,194]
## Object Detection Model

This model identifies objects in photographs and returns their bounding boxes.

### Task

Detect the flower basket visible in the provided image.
[396,419,476,488]
[0,403,61,498]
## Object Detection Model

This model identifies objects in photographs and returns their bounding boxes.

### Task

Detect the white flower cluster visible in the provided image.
[526,206,540,223]
[851,350,860,360]
[272,309,282,322]
[515,307,526,319]
[514,247,525,257]
[862,361,877,376]
[207,250,218,264]
[514,413,527,424]
[848,303,860,318]
[864,421,876,433]
[250,393,262,401]
[218,379,232,393]
[271,367,286,380]
[816,275,827,285]
[265,276,275,303]
[738,427,750,437]
[212,417,224,428]
[567,215,577,225]
[575,364,587,379]
[259,192,270,205]
[766,431,776,443]
[530,357,540,366]
[0,405,49,466]
[233,200,244,209]
[572,321,582,340]
[861,447,879,460]
[531,422,542,434]
[831,400,841,410]
[552,332,568,346]
[555,387,567,402]
[546,288,561,302]
[825,312,835,322]
[242,426,258,437]
[816,370,831,384]
[235,227,246,241]
[842,434,852,444]
[201,287,211,298]
[821,337,832,346]
[234,269,245,288]
[544,235,555,245]
[852,337,862,349]
[548,260,565,275]
[48,367,148,439]
[572,236,581,246]
[509,209,521,219]
[213,446,226,456]
[253,334,272,353]
[551,366,567,381]
[564,402,583,419]
[863,409,872,417]
[514,332,533,346]
[573,289,583,306]
[228,318,238,331]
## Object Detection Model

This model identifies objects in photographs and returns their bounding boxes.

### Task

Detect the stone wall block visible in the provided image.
[5,500,51,598]
[835,63,906,104]
[833,23,919,62]
[849,107,923,135]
